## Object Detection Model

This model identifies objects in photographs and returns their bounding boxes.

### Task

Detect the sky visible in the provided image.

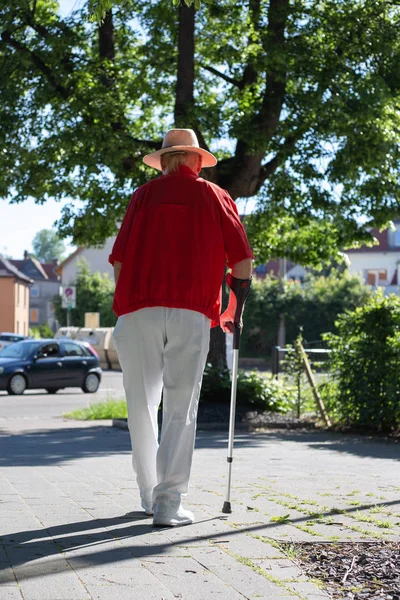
[1,0,255,262]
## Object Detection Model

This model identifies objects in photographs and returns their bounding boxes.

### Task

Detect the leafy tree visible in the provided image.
[3,0,400,364]
[32,229,66,263]
[2,1,400,259]
[53,259,116,327]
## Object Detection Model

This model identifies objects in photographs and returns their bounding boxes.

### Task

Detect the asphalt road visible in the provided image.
[0,370,125,419]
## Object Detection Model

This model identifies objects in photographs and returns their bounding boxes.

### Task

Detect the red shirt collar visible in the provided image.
[164,165,199,179]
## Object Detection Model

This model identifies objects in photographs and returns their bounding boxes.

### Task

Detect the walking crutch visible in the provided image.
[222,272,252,514]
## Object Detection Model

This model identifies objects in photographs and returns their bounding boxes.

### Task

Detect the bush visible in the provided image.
[64,400,128,420]
[241,270,371,357]
[29,324,54,339]
[200,364,295,412]
[325,292,400,431]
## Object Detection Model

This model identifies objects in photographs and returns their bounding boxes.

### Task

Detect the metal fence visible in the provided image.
[271,345,331,376]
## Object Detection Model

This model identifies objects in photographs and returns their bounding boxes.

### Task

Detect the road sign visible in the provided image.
[61,286,76,309]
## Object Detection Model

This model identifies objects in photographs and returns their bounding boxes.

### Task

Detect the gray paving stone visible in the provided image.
[143,556,246,599]
[1,417,399,600]
[191,547,298,599]
[13,557,91,600]
[0,586,23,599]
[86,580,176,600]
[285,581,331,599]
[0,564,16,585]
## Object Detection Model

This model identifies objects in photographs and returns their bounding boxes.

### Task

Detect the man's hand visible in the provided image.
[220,295,237,334]
[220,308,235,334]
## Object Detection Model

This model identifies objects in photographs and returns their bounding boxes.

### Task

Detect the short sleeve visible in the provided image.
[108,192,139,266]
[218,190,254,269]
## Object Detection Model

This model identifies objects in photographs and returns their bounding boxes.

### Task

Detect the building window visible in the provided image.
[393,231,400,247]
[30,286,39,298]
[366,270,387,286]
[17,321,19,333]
[17,284,20,306]
[30,308,39,323]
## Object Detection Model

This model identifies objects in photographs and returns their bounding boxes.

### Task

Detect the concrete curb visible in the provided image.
[112,417,317,432]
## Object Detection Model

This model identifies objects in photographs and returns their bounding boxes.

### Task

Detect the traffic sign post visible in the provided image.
[61,286,76,327]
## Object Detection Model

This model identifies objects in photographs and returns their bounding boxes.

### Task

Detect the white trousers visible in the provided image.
[112,307,211,507]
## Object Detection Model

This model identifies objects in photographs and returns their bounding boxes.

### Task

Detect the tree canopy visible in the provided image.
[2,0,400,266]
[32,228,66,262]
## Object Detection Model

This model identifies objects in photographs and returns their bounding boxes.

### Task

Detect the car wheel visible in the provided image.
[7,374,27,395]
[46,388,60,394]
[82,373,100,393]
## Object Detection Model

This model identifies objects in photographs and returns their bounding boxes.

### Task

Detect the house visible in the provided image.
[10,251,61,331]
[0,257,32,335]
[254,258,307,282]
[56,238,116,286]
[346,220,400,292]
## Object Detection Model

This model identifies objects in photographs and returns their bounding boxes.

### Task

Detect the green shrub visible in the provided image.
[200,364,295,412]
[29,324,54,339]
[325,292,400,431]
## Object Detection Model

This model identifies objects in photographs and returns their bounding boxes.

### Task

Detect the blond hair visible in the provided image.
[161,151,201,174]
[161,151,187,174]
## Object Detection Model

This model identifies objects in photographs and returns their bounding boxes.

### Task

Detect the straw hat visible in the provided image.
[143,129,217,171]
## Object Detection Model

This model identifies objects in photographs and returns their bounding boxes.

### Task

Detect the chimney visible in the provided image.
[24,250,29,260]
[52,257,59,265]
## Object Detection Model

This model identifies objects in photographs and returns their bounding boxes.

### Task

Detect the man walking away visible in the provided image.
[109,129,253,527]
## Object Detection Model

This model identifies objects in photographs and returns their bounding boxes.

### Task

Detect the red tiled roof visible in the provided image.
[41,263,60,280]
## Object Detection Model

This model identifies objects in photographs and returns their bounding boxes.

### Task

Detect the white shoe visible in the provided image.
[153,497,194,527]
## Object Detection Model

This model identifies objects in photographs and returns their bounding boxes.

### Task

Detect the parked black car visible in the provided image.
[0,333,30,352]
[0,339,102,395]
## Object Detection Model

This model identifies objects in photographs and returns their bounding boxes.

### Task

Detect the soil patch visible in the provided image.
[285,541,400,599]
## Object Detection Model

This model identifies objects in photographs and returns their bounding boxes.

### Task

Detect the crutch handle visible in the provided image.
[226,273,252,350]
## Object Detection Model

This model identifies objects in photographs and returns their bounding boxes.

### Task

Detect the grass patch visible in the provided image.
[64,400,127,420]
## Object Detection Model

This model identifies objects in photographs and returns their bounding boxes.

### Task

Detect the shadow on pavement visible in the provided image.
[0,426,275,467]
[1,499,400,583]
[250,430,400,461]
[0,427,398,467]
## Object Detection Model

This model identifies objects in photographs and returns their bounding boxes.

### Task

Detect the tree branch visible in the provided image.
[200,64,243,88]
[0,30,70,99]
[255,133,299,192]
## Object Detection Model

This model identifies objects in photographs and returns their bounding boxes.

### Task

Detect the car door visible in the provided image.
[60,341,89,387]
[28,342,65,389]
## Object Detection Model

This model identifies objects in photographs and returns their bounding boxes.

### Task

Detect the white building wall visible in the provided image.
[61,237,116,286]
[347,252,400,285]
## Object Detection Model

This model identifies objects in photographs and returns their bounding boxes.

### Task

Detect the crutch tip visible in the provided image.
[222,501,232,514]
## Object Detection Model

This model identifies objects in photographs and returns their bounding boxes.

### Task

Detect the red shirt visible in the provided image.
[109,165,253,327]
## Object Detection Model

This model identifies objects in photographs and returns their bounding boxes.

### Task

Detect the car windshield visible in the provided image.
[0,341,39,359]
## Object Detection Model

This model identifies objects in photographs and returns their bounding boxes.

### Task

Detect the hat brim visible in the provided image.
[143,146,217,170]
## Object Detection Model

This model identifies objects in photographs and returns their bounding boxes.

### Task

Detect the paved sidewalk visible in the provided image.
[0,418,399,600]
